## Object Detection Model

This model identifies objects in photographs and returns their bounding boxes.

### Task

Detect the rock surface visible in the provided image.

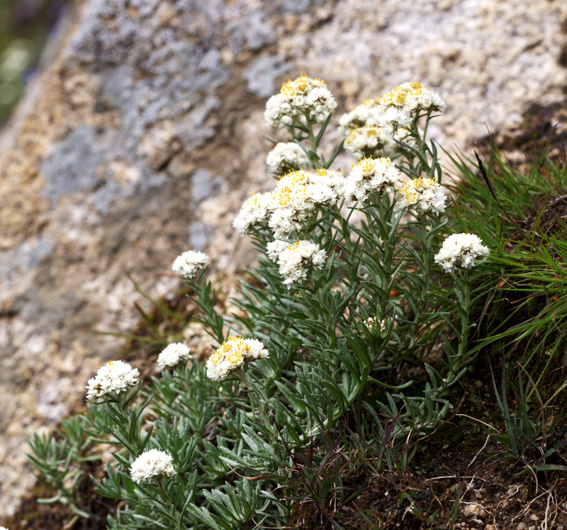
[0,0,566,516]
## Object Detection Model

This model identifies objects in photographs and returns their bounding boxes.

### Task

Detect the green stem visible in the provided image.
[457,273,471,361]
[449,269,471,382]
[156,481,184,530]
[237,370,275,442]
[299,111,321,169]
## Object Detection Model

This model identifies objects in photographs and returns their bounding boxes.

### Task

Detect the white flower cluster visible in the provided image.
[344,126,389,159]
[397,177,446,214]
[234,169,345,238]
[364,317,387,336]
[366,105,413,139]
[268,239,327,288]
[338,98,379,135]
[232,192,272,235]
[264,75,337,128]
[266,239,289,261]
[269,169,344,238]
[266,142,310,174]
[157,343,192,369]
[345,157,401,202]
[340,82,445,157]
[130,449,176,483]
[86,360,140,401]
[172,250,209,280]
[379,81,446,113]
[434,233,489,272]
[206,336,269,381]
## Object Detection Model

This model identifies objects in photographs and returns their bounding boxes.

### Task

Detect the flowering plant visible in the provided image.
[28,75,492,529]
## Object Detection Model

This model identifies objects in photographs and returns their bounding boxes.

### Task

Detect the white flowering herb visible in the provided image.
[340,81,445,159]
[266,142,310,174]
[266,239,289,261]
[264,74,337,129]
[378,81,446,113]
[434,233,490,272]
[397,177,446,215]
[30,78,500,530]
[157,343,192,369]
[233,191,272,235]
[364,316,387,337]
[338,98,379,135]
[172,250,209,279]
[130,449,176,483]
[344,126,389,159]
[345,157,401,202]
[234,168,344,240]
[275,240,327,288]
[86,360,140,400]
[206,336,269,381]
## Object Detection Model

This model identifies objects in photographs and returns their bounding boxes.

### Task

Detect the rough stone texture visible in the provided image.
[0,0,566,516]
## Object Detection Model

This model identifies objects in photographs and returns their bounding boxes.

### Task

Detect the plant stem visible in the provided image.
[451,269,472,381]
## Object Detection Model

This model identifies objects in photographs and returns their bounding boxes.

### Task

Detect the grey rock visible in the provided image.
[41,126,106,204]
[191,169,224,204]
[189,221,211,251]
[243,55,291,97]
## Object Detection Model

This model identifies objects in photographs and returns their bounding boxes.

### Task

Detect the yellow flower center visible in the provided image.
[246,192,259,206]
[287,241,301,251]
[393,91,408,105]
[272,187,292,207]
[288,170,307,184]
[227,351,243,365]
[210,350,224,364]
[355,157,377,174]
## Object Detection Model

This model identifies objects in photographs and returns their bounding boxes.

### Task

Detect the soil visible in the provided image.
[289,421,567,530]
[2,467,117,530]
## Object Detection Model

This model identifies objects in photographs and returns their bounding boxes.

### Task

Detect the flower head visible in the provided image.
[264,75,337,129]
[130,449,176,483]
[379,82,445,113]
[233,192,272,235]
[434,233,489,272]
[157,343,192,369]
[206,336,269,381]
[172,250,209,279]
[266,169,343,239]
[345,157,401,202]
[266,239,289,261]
[338,98,379,135]
[86,360,140,400]
[366,104,413,131]
[340,83,444,158]
[344,126,389,159]
[276,240,327,287]
[397,177,446,214]
[266,142,310,174]
[364,317,387,337]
